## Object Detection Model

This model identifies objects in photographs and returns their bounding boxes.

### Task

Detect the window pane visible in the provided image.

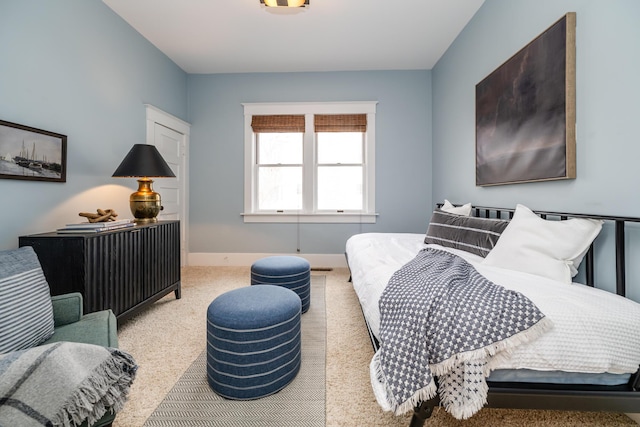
[257,133,302,164]
[317,132,362,164]
[258,166,302,210]
[317,166,362,210]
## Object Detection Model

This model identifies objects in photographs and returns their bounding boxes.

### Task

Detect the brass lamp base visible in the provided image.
[130,178,163,224]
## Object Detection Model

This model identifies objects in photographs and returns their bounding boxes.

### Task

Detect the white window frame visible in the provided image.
[242,101,378,223]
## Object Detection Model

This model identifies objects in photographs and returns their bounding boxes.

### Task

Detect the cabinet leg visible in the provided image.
[174,284,182,299]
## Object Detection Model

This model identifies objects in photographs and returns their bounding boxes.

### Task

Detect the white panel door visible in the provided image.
[146,104,190,266]
[153,123,182,220]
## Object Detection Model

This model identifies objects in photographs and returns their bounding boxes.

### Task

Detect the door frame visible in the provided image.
[145,104,190,266]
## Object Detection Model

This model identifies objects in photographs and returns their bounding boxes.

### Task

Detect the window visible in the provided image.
[316,132,363,211]
[243,102,377,223]
[257,132,303,210]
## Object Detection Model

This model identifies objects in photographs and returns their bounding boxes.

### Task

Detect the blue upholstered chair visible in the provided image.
[0,246,119,427]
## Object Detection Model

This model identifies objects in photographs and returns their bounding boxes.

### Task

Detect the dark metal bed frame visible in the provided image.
[350,205,640,426]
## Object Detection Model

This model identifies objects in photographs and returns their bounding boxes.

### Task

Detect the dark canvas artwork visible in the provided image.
[476,13,575,186]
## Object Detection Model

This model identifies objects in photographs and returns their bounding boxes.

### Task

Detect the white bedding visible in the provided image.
[346,232,640,375]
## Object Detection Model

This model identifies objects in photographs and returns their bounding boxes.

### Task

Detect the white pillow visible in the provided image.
[482,204,603,284]
[441,199,472,216]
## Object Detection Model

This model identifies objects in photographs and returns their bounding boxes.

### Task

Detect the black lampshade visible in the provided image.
[112,144,175,178]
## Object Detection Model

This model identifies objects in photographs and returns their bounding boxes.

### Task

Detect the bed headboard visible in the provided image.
[439,204,640,298]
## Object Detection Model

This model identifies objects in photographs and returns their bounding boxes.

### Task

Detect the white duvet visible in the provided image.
[346,232,640,375]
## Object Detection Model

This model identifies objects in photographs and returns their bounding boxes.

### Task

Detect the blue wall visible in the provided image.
[432,0,640,301]
[3,0,638,294]
[0,0,187,250]
[187,71,432,254]
[432,0,640,215]
[0,1,431,257]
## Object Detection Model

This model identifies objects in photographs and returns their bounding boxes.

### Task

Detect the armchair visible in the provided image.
[45,292,118,348]
[0,246,127,427]
[45,293,119,427]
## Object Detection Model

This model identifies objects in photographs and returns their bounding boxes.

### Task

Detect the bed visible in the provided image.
[345,203,640,426]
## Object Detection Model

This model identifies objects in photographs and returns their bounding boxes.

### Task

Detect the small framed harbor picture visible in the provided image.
[0,120,67,182]
[475,12,576,186]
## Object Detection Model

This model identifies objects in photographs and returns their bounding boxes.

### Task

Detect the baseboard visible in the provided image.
[626,413,640,424]
[188,252,348,269]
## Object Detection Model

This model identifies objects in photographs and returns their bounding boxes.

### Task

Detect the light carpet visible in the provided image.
[114,266,638,427]
[143,276,326,427]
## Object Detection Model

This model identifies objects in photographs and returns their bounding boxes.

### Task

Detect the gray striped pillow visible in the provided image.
[424,210,510,257]
[0,246,55,353]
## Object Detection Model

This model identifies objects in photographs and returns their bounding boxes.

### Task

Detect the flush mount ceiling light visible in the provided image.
[260,0,309,7]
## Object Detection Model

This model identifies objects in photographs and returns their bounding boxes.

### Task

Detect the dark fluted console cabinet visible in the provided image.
[19,220,181,323]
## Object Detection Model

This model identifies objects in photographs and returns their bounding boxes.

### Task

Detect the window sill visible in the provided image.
[241,212,378,224]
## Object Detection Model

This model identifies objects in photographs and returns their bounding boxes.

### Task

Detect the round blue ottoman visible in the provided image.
[206,285,301,400]
[251,256,311,314]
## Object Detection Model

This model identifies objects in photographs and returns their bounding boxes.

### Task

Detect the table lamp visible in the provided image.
[112,144,175,224]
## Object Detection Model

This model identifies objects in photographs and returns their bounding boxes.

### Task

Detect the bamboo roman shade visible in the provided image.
[251,115,305,133]
[314,114,367,132]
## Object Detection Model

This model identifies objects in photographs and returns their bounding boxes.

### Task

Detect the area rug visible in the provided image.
[144,276,326,427]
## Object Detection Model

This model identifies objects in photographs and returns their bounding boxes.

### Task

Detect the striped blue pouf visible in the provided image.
[206,285,301,400]
[251,256,311,314]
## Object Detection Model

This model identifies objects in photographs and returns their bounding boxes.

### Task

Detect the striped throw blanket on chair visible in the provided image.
[0,341,137,427]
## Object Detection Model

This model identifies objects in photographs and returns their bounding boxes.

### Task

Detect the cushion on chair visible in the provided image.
[43,310,119,348]
[51,292,83,327]
[0,246,55,353]
[207,285,301,400]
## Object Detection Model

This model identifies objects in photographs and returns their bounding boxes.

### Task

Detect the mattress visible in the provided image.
[346,232,640,385]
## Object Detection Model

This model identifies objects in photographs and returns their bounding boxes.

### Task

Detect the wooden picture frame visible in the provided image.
[475,12,576,186]
[0,120,67,182]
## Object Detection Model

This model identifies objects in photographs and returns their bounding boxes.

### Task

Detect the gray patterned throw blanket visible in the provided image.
[0,341,137,427]
[371,248,552,420]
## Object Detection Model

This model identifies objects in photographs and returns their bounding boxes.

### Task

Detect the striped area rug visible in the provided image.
[144,276,326,427]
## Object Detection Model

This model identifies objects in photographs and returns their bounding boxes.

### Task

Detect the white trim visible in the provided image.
[243,101,377,223]
[242,101,377,115]
[365,111,375,211]
[145,104,191,266]
[188,252,348,268]
[241,212,378,223]
[145,104,191,136]
[304,113,315,212]
[244,113,252,216]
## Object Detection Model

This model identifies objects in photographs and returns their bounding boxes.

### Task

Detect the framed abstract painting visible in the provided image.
[476,13,576,186]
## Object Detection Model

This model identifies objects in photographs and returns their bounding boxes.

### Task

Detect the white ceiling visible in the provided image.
[103,0,485,75]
